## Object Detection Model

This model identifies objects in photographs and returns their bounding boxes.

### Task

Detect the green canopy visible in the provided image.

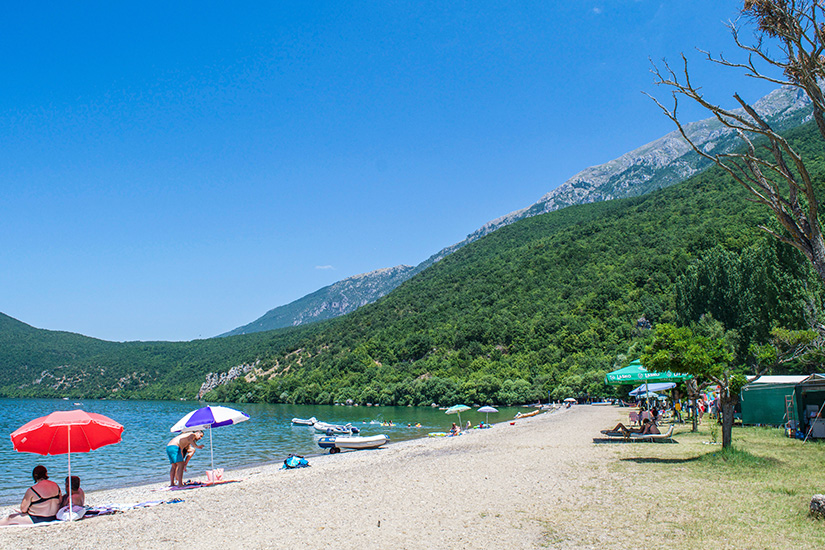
[604,359,692,385]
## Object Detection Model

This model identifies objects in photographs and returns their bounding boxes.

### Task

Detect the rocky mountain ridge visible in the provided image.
[221,264,415,336]
[223,85,813,336]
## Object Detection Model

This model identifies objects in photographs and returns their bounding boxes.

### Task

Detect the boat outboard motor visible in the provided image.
[326,428,334,436]
[351,426,360,434]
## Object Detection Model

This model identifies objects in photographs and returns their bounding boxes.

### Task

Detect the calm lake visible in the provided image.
[0,398,522,506]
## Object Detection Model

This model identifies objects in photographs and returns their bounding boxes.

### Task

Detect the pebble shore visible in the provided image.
[0,404,621,550]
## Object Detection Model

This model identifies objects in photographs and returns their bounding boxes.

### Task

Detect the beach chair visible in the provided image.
[640,411,653,423]
[630,425,675,443]
[628,411,639,425]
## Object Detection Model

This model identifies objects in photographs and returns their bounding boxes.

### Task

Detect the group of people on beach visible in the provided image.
[0,466,85,526]
[449,420,487,436]
[1,430,205,526]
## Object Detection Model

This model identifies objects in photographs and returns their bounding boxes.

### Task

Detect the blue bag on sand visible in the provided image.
[282,454,310,469]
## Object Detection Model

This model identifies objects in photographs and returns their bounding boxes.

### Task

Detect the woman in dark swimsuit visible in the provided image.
[0,465,62,526]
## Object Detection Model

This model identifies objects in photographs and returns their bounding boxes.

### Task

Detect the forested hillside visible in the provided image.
[2,122,822,404]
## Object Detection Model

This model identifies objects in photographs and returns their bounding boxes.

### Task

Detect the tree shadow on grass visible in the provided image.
[621,456,701,464]
[620,447,782,467]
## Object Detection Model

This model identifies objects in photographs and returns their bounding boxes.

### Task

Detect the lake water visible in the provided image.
[0,398,521,506]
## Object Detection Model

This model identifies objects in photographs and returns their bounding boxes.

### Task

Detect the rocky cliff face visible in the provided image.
[224,85,813,336]
[221,264,415,336]
[439,85,812,254]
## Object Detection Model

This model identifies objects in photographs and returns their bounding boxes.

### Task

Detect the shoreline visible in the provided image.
[0,404,619,550]
[0,406,550,508]
[2,412,543,509]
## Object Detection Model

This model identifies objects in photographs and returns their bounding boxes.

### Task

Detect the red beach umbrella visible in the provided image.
[10,410,124,520]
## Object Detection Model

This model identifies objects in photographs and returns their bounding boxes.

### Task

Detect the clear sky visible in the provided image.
[1,1,780,342]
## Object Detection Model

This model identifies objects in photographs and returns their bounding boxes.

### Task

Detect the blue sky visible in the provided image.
[1,2,779,342]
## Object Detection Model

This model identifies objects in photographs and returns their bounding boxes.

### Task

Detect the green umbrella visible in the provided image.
[605,360,692,404]
[605,360,692,385]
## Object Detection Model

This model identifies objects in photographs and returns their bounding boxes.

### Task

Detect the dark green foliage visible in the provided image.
[676,237,821,356]
[1,122,823,405]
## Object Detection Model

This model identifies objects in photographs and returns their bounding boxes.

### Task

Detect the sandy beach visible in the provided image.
[0,405,623,550]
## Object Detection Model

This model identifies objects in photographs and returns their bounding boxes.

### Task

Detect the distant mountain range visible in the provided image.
[220,265,416,336]
[222,85,813,336]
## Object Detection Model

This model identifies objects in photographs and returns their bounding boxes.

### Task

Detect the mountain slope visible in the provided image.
[221,265,415,336]
[225,85,813,334]
[1,114,821,404]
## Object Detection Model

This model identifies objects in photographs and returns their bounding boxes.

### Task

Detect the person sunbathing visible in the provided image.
[604,418,660,436]
[0,465,61,525]
[59,475,85,508]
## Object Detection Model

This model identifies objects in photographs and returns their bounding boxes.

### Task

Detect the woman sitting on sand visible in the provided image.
[0,465,61,525]
[59,476,85,508]
[450,423,460,436]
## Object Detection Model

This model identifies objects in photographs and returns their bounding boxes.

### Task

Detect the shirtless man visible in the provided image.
[167,431,205,486]
[0,465,61,525]
[59,475,85,508]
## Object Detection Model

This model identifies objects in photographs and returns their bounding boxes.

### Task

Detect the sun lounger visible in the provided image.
[599,429,630,439]
[630,425,675,442]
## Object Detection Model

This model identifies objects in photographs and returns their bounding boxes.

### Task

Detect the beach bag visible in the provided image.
[282,454,310,469]
[205,468,224,484]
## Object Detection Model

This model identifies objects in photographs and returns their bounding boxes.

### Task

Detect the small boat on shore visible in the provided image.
[318,434,389,453]
[514,409,541,419]
[291,416,317,426]
[313,421,360,435]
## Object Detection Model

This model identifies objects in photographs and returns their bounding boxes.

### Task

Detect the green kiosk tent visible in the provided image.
[739,375,807,426]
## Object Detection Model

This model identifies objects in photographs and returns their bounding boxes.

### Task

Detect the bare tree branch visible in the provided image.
[649,0,825,283]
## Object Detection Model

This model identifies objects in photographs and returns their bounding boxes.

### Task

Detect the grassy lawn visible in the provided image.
[568,422,825,549]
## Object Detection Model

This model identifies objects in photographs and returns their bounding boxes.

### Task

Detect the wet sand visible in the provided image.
[0,404,621,550]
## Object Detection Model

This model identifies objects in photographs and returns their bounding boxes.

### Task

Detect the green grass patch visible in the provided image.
[595,423,825,549]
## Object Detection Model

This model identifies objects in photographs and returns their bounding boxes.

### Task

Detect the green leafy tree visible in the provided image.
[642,317,748,448]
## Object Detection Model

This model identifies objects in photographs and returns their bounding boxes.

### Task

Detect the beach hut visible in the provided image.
[739,375,807,426]
[794,374,825,438]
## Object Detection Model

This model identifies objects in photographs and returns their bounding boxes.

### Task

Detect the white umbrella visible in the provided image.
[477,406,498,424]
[171,405,249,473]
[445,404,470,428]
[629,382,675,396]
[635,391,661,400]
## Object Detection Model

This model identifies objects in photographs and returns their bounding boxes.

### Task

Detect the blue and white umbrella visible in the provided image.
[628,382,676,396]
[171,406,250,472]
[477,405,498,424]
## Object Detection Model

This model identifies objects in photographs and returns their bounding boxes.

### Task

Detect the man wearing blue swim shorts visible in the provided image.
[166,431,204,486]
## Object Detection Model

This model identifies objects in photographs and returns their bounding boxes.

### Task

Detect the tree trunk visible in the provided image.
[720,396,735,449]
[691,397,698,432]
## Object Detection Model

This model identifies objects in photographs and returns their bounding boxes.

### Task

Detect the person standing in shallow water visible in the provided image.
[0,465,61,525]
[166,431,204,486]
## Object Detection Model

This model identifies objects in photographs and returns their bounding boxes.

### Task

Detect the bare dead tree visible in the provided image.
[648,0,825,283]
